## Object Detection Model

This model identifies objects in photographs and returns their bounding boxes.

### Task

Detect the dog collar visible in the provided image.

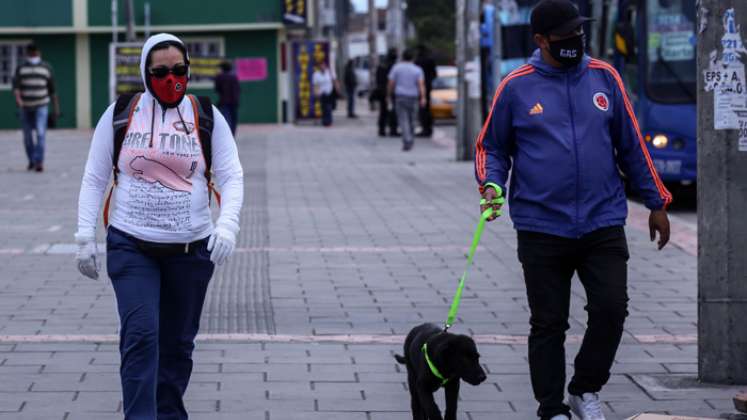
[422,343,450,386]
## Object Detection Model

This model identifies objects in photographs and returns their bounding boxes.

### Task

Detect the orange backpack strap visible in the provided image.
[188,94,220,207]
[105,92,141,227]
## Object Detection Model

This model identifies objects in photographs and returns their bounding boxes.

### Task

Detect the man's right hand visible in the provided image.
[481,186,504,222]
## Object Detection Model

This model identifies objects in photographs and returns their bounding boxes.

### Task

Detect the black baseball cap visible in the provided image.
[530,0,592,36]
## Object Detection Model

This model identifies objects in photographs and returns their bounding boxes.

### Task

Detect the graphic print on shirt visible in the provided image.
[129,156,194,192]
[118,107,205,233]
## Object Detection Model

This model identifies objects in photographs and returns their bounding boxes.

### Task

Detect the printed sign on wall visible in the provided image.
[283,0,307,25]
[292,41,329,120]
[236,58,268,82]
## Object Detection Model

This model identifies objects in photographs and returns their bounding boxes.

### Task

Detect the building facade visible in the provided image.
[0,0,299,129]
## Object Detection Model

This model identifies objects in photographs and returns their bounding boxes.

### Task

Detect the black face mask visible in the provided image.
[547,34,585,67]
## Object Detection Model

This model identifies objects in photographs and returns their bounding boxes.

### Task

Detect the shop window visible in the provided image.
[0,41,32,89]
[183,37,225,88]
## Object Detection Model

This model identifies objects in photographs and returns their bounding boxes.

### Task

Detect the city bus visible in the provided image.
[482,0,697,194]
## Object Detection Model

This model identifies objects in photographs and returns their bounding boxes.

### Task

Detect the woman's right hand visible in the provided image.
[75,233,99,280]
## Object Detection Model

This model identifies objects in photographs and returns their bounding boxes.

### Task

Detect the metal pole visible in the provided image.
[312,0,322,39]
[589,0,604,57]
[698,1,747,384]
[111,0,118,44]
[144,2,151,39]
[125,0,135,42]
[465,0,482,160]
[491,0,502,99]
[368,0,378,88]
[456,0,466,161]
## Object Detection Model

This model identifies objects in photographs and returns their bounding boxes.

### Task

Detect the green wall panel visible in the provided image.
[0,0,72,27]
[89,0,281,26]
[0,35,76,129]
[90,30,279,125]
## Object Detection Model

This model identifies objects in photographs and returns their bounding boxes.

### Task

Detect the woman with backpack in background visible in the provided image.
[73,33,244,420]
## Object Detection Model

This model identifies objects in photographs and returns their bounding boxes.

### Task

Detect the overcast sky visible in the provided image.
[351,0,388,12]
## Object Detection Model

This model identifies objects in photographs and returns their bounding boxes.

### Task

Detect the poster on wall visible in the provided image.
[109,43,224,103]
[283,0,307,25]
[110,43,144,102]
[292,41,330,120]
[235,58,268,82]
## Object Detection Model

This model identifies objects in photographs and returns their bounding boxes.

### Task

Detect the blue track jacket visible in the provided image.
[475,50,672,238]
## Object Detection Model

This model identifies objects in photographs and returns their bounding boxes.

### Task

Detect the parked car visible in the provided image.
[352,56,371,97]
[431,66,457,120]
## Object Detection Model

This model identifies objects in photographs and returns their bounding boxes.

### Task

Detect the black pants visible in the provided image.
[517,226,629,420]
[418,89,433,136]
[377,97,398,135]
[321,93,334,126]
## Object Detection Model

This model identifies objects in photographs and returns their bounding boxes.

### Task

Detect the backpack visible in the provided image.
[103,93,220,227]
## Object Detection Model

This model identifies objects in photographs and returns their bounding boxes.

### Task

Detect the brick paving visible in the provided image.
[0,107,738,419]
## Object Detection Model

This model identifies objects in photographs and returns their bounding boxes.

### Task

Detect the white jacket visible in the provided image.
[76,33,243,243]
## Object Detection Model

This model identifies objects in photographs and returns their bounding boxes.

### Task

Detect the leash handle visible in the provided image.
[444,207,496,330]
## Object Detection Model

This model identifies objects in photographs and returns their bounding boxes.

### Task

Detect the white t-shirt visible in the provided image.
[313,69,334,95]
[77,91,244,243]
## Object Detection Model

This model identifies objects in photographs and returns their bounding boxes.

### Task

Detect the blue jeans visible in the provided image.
[106,227,214,420]
[218,104,238,136]
[19,105,48,165]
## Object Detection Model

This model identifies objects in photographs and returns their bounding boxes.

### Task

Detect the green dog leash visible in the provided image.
[421,194,504,386]
[443,196,504,331]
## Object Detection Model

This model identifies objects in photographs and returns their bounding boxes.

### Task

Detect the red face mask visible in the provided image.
[149,74,188,107]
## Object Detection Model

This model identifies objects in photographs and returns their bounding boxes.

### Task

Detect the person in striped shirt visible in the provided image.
[13,44,59,172]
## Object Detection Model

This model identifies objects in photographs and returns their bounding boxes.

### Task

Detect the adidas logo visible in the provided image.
[529,103,544,115]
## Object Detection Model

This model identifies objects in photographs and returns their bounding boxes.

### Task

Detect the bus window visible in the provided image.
[645,0,696,104]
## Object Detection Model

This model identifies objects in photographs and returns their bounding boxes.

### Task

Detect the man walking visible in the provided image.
[344,59,358,119]
[388,49,426,151]
[415,44,437,137]
[214,60,240,135]
[375,49,399,137]
[475,1,672,419]
[13,44,58,172]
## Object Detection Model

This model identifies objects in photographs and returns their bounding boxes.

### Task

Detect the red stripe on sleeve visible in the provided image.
[475,65,534,182]
[589,60,672,208]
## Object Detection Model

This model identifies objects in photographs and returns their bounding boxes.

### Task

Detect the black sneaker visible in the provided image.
[35,163,43,172]
[27,163,34,171]
[402,143,413,152]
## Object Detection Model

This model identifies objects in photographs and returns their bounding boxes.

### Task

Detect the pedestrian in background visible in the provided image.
[214,60,240,135]
[374,49,399,137]
[313,61,338,127]
[476,2,671,419]
[388,49,426,151]
[75,33,244,420]
[12,43,59,172]
[344,59,358,119]
[415,44,437,138]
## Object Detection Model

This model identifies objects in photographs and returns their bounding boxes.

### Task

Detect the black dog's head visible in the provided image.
[443,334,487,386]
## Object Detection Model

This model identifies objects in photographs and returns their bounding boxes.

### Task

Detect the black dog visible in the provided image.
[394,323,487,420]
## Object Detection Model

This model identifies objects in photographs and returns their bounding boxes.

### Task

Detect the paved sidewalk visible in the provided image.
[0,108,737,420]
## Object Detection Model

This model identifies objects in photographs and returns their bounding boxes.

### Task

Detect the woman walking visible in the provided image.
[74,33,243,419]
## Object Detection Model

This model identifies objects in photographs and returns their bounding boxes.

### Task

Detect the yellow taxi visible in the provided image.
[430,66,457,120]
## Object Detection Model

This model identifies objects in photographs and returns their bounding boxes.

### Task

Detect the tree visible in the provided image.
[405,0,456,63]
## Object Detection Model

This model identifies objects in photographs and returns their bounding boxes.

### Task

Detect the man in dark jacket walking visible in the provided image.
[475,1,672,419]
[214,61,240,135]
[415,44,437,137]
[344,59,358,118]
[375,49,399,137]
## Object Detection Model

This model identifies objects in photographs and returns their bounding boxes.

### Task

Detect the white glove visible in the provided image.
[207,224,237,265]
[74,232,99,280]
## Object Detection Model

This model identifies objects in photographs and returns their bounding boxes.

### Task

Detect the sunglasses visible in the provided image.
[149,64,189,79]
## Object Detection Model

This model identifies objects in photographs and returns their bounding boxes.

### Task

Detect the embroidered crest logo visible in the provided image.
[593,92,609,111]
